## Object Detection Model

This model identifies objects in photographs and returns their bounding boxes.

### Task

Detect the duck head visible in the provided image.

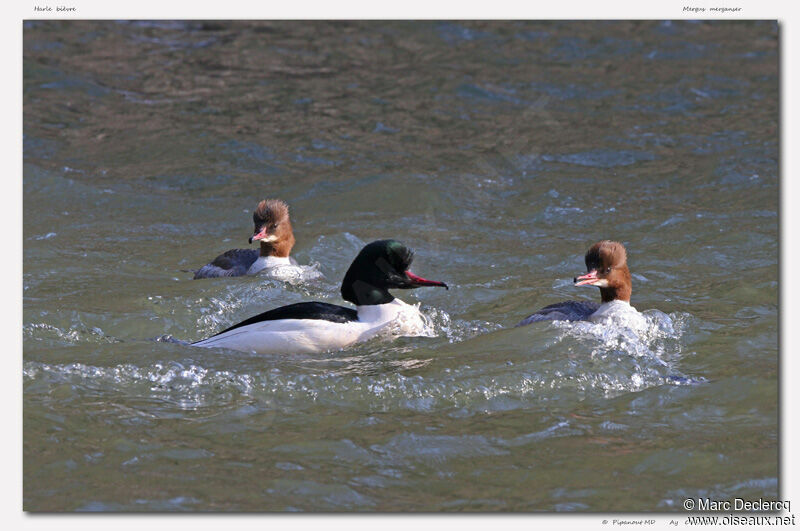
[248,199,295,258]
[573,240,632,303]
[341,240,448,306]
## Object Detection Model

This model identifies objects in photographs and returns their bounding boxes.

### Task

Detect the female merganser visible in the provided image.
[518,240,641,326]
[192,239,448,354]
[193,199,296,279]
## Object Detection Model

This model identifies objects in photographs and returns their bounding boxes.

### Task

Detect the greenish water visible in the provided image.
[23,20,778,511]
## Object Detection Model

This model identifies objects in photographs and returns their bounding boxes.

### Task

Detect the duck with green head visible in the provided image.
[193,240,448,354]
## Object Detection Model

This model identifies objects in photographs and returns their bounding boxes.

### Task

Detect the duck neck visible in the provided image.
[341,280,395,306]
[599,265,631,303]
[600,280,631,303]
[599,287,629,303]
[260,233,295,258]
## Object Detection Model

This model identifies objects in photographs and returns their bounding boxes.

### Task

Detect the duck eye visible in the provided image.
[605,267,612,274]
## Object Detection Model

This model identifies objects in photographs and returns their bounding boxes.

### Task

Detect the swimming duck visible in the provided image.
[192,239,448,354]
[518,240,641,326]
[193,199,296,279]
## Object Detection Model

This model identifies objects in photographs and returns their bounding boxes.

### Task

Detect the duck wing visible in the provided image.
[516,300,601,326]
[192,249,259,279]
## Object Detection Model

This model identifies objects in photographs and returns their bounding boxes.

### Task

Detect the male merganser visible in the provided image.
[192,239,448,354]
[518,240,642,326]
[193,199,296,279]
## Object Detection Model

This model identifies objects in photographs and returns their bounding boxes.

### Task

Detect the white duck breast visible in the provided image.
[246,255,294,275]
[588,299,648,331]
[193,299,429,355]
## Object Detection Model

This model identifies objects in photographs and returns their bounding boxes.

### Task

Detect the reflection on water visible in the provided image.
[23,21,777,511]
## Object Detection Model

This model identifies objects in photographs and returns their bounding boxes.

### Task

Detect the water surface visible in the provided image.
[23,20,778,511]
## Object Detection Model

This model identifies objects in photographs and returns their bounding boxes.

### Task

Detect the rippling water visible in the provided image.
[23,21,778,511]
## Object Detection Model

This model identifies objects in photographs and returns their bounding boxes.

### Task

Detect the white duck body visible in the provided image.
[193,299,430,355]
[587,299,648,332]
[246,254,293,275]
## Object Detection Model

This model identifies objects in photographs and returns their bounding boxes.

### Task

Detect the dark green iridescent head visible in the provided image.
[340,240,448,306]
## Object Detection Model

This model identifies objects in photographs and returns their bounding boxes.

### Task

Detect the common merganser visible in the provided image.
[518,240,643,326]
[192,239,448,354]
[193,199,297,279]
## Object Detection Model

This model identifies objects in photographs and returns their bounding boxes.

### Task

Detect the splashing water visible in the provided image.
[258,261,326,285]
[547,306,701,394]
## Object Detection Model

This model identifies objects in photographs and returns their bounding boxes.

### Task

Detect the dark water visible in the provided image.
[23,21,778,511]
